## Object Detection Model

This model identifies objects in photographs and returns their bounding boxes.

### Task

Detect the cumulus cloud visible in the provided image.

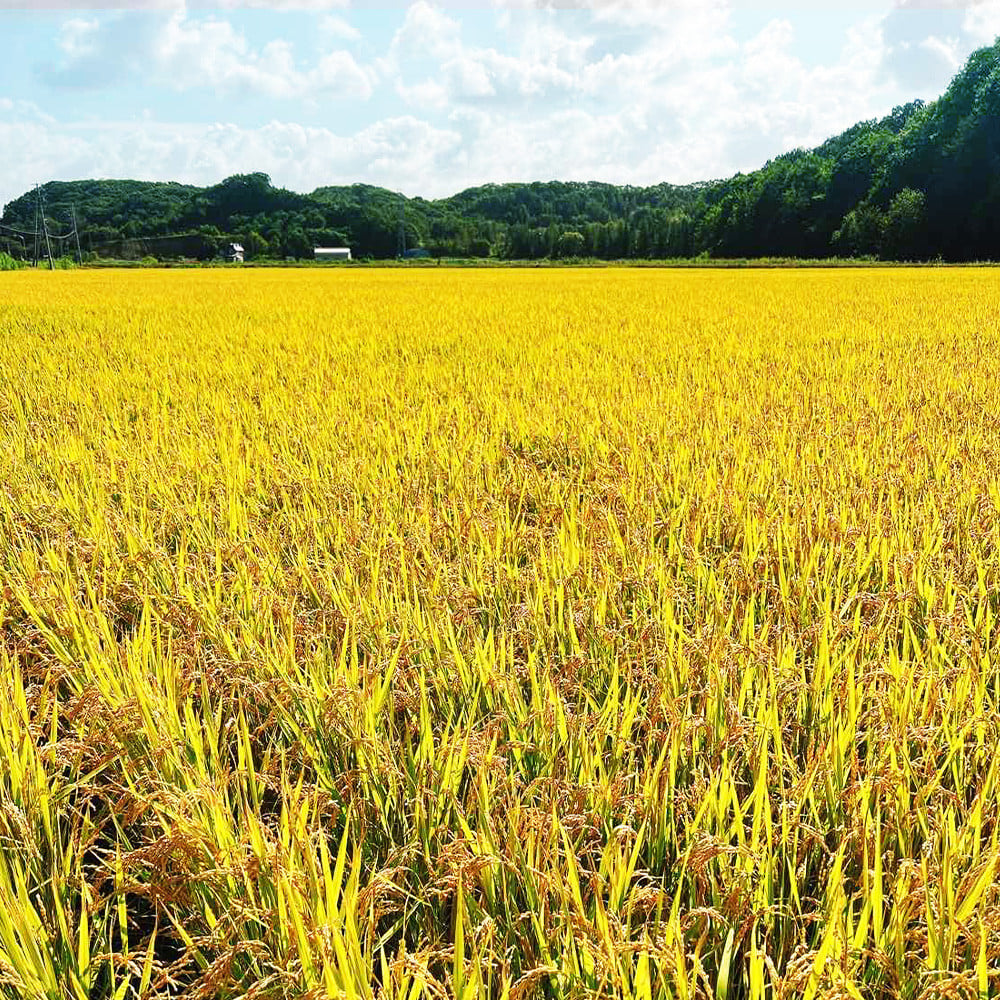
[964,0,1000,43]
[411,12,899,190]
[0,107,461,211]
[319,14,360,40]
[42,5,374,99]
[386,0,594,109]
[388,1,462,61]
[383,0,910,183]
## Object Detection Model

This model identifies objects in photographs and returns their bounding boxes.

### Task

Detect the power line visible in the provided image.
[2,185,83,265]
[0,222,43,238]
[0,235,27,256]
[5,191,251,262]
[1,220,78,240]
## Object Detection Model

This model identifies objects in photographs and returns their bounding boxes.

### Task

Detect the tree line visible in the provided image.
[3,39,1000,263]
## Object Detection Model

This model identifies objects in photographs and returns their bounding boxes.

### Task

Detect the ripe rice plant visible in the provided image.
[1,267,999,999]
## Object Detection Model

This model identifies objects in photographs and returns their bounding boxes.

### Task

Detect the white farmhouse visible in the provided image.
[314,247,352,262]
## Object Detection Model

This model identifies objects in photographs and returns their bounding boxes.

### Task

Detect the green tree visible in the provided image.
[468,237,492,258]
[243,230,270,259]
[882,188,927,260]
[832,202,885,257]
[556,231,586,258]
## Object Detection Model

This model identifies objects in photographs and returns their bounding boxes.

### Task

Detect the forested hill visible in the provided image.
[0,175,706,261]
[3,38,1000,262]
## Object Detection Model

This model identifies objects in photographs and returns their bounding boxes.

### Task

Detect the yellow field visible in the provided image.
[1,268,999,999]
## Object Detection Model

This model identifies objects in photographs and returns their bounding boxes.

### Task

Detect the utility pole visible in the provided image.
[71,206,83,265]
[39,185,54,270]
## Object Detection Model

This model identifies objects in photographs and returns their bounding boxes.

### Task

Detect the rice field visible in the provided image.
[1,267,999,999]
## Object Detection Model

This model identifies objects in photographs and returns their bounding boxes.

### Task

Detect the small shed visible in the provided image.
[221,242,244,263]
[314,247,352,262]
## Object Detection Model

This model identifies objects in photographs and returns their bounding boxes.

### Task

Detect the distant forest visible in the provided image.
[4,39,1000,262]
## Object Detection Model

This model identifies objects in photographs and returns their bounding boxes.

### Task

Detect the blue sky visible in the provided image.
[1,1,998,209]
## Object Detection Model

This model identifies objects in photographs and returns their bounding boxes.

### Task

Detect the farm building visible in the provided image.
[314,247,352,261]
[221,242,244,263]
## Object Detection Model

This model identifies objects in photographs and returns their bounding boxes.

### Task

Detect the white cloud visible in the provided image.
[0,98,55,124]
[312,49,372,92]
[381,0,909,184]
[964,1,1000,44]
[397,77,449,109]
[57,17,100,58]
[920,33,963,70]
[44,6,375,99]
[319,14,360,40]
[387,1,593,108]
[0,106,462,211]
[389,0,462,61]
[446,54,497,97]
[440,6,908,188]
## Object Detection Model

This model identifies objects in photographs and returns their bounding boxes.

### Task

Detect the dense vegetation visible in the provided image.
[3,39,1000,261]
